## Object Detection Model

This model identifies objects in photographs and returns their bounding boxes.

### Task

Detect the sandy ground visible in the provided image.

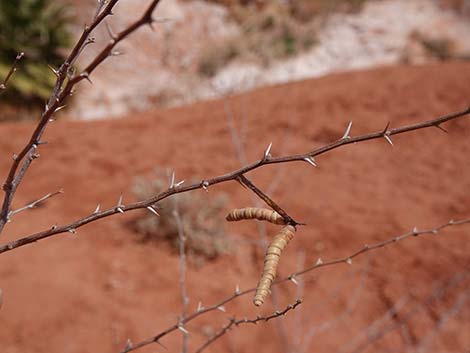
[0,62,469,353]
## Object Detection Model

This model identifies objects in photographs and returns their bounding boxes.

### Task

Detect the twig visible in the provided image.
[237,175,301,226]
[0,52,24,92]
[8,190,63,219]
[194,299,303,353]
[1,108,468,252]
[0,0,163,236]
[118,217,469,353]
[172,199,189,353]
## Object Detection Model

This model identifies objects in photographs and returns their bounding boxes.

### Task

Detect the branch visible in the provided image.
[0,0,163,236]
[237,174,302,226]
[8,190,63,219]
[194,299,302,353]
[0,52,24,92]
[1,108,468,252]
[173,198,189,353]
[118,217,469,353]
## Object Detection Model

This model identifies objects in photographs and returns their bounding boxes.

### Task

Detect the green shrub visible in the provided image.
[0,0,73,105]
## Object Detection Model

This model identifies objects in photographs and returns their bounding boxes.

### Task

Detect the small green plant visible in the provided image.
[0,0,72,105]
[132,173,231,264]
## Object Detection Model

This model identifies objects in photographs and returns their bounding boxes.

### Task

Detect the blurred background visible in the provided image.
[1,0,470,120]
[0,1,469,353]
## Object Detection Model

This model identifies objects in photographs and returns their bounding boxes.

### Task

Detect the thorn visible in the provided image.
[177,325,189,335]
[435,124,448,133]
[12,153,17,161]
[197,301,203,312]
[342,121,353,139]
[202,180,209,192]
[303,156,317,167]
[125,338,133,350]
[117,194,123,206]
[235,284,240,295]
[54,105,67,113]
[315,258,323,265]
[47,65,60,77]
[94,204,101,214]
[147,205,160,217]
[169,171,175,188]
[264,142,273,160]
[81,72,93,84]
[174,180,185,188]
[110,50,123,56]
[217,305,226,312]
[382,121,391,134]
[412,226,419,235]
[384,134,393,146]
[37,140,48,145]
[116,207,124,214]
[346,258,353,265]
[289,276,299,286]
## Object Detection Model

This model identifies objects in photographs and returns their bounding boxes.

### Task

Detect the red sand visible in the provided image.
[0,62,469,353]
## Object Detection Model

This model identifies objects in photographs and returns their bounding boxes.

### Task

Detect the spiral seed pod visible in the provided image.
[253,225,296,306]
[226,207,286,225]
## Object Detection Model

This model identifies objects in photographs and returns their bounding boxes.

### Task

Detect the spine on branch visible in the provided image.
[254,225,296,306]
[226,207,285,225]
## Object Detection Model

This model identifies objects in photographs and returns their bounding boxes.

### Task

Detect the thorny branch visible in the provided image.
[1,108,469,253]
[194,299,303,353]
[119,217,469,353]
[237,174,301,226]
[0,52,24,92]
[0,0,163,235]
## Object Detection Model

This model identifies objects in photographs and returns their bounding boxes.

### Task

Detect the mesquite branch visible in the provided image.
[0,108,469,254]
[120,217,469,353]
[194,299,303,353]
[0,0,163,235]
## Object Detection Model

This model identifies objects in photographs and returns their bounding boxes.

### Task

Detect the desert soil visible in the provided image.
[0,61,469,353]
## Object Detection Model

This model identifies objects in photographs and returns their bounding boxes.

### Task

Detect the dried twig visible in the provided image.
[119,217,469,353]
[0,52,24,92]
[172,199,189,353]
[194,299,302,353]
[1,108,468,253]
[8,190,63,219]
[0,0,163,236]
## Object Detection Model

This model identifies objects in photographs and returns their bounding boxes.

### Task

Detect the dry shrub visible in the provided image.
[132,173,230,264]
[197,2,317,77]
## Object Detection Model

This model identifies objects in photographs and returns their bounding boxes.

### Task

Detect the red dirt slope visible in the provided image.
[0,62,469,353]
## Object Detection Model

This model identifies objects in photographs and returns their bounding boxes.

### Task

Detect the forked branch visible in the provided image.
[119,217,469,352]
[0,108,468,253]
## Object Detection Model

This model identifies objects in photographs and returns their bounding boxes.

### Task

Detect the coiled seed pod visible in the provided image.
[226,207,285,225]
[253,225,296,306]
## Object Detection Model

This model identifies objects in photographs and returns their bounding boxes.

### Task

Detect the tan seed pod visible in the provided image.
[253,225,296,306]
[226,207,285,225]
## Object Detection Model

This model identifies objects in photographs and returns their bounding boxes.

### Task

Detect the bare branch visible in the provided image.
[194,299,303,353]
[173,199,189,353]
[0,52,24,92]
[1,108,468,251]
[237,175,302,226]
[8,190,63,219]
[118,217,469,353]
[0,0,163,236]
